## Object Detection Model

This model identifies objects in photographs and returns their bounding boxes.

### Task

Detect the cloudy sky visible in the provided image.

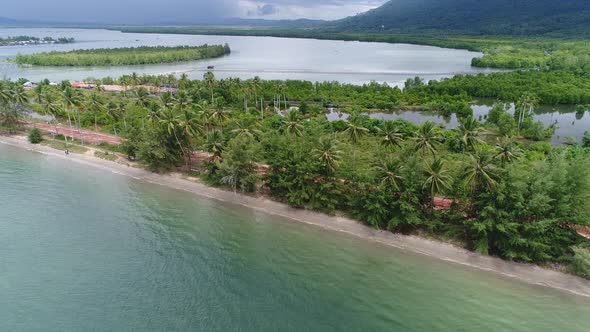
[3,0,388,23]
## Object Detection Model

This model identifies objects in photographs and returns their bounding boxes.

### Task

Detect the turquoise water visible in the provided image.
[1,143,589,331]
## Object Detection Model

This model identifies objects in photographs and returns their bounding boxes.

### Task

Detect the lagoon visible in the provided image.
[0,28,494,86]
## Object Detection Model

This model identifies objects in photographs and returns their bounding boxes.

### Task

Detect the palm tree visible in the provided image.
[209,104,229,131]
[494,138,521,168]
[33,84,45,104]
[516,93,538,135]
[12,86,28,107]
[375,159,404,192]
[205,130,226,161]
[313,136,342,176]
[85,93,106,144]
[145,102,161,125]
[62,87,82,145]
[345,112,369,177]
[461,151,500,193]
[179,73,189,89]
[134,87,150,108]
[199,108,214,135]
[176,108,202,166]
[105,102,121,136]
[277,82,287,112]
[204,71,216,104]
[175,90,191,112]
[284,110,304,137]
[0,81,12,105]
[40,91,61,140]
[345,112,369,145]
[231,118,261,139]
[252,76,262,108]
[379,120,404,148]
[423,158,452,206]
[116,102,128,131]
[456,116,481,151]
[414,121,440,156]
[131,72,140,86]
[159,109,188,166]
[160,92,175,110]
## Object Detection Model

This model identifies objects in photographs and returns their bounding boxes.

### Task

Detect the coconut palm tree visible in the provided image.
[40,91,61,140]
[284,110,304,137]
[375,159,404,192]
[62,87,82,145]
[252,76,262,108]
[209,104,229,131]
[12,85,28,106]
[231,118,261,140]
[516,93,538,135]
[414,121,440,156]
[143,102,160,125]
[313,136,342,176]
[134,87,150,108]
[160,92,175,110]
[461,150,500,193]
[33,83,45,104]
[159,109,188,166]
[205,130,226,161]
[277,82,287,112]
[345,112,369,177]
[85,93,106,144]
[105,102,121,136]
[456,116,482,152]
[379,120,404,148]
[345,112,369,145]
[175,90,191,112]
[204,71,216,104]
[423,158,452,206]
[494,137,521,168]
[0,81,12,105]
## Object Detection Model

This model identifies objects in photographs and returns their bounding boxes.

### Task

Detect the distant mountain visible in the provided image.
[0,16,325,29]
[146,18,327,28]
[0,17,22,26]
[329,0,590,36]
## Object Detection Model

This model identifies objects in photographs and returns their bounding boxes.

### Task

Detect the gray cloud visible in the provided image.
[1,0,387,23]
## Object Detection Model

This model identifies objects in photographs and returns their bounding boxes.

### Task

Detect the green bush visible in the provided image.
[572,246,590,278]
[27,128,43,144]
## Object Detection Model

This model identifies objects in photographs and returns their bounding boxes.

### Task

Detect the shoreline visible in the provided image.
[1,135,589,298]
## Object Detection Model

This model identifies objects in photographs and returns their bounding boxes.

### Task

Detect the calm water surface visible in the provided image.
[0,28,494,86]
[328,103,587,145]
[0,143,589,331]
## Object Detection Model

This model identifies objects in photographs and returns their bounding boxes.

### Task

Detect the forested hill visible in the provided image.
[328,0,590,36]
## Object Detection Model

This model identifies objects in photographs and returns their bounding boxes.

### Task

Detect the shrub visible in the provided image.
[28,128,43,144]
[572,246,590,278]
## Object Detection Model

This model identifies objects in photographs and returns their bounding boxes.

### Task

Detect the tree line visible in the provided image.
[15,44,231,66]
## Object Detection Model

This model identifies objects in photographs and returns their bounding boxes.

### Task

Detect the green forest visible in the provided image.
[1,75,589,278]
[328,0,590,36]
[14,44,231,66]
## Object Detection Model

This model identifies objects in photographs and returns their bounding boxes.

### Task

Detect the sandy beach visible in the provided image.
[1,134,589,298]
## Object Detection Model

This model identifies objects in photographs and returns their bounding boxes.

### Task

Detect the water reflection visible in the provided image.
[326,103,583,145]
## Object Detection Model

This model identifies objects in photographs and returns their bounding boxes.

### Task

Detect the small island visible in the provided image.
[0,36,75,46]
[14,44,231,66]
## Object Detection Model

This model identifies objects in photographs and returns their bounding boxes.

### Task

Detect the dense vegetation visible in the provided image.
[2,76,589,278]
[0,36,74,46]
[329,0,590,36]
[14,44,230,66]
